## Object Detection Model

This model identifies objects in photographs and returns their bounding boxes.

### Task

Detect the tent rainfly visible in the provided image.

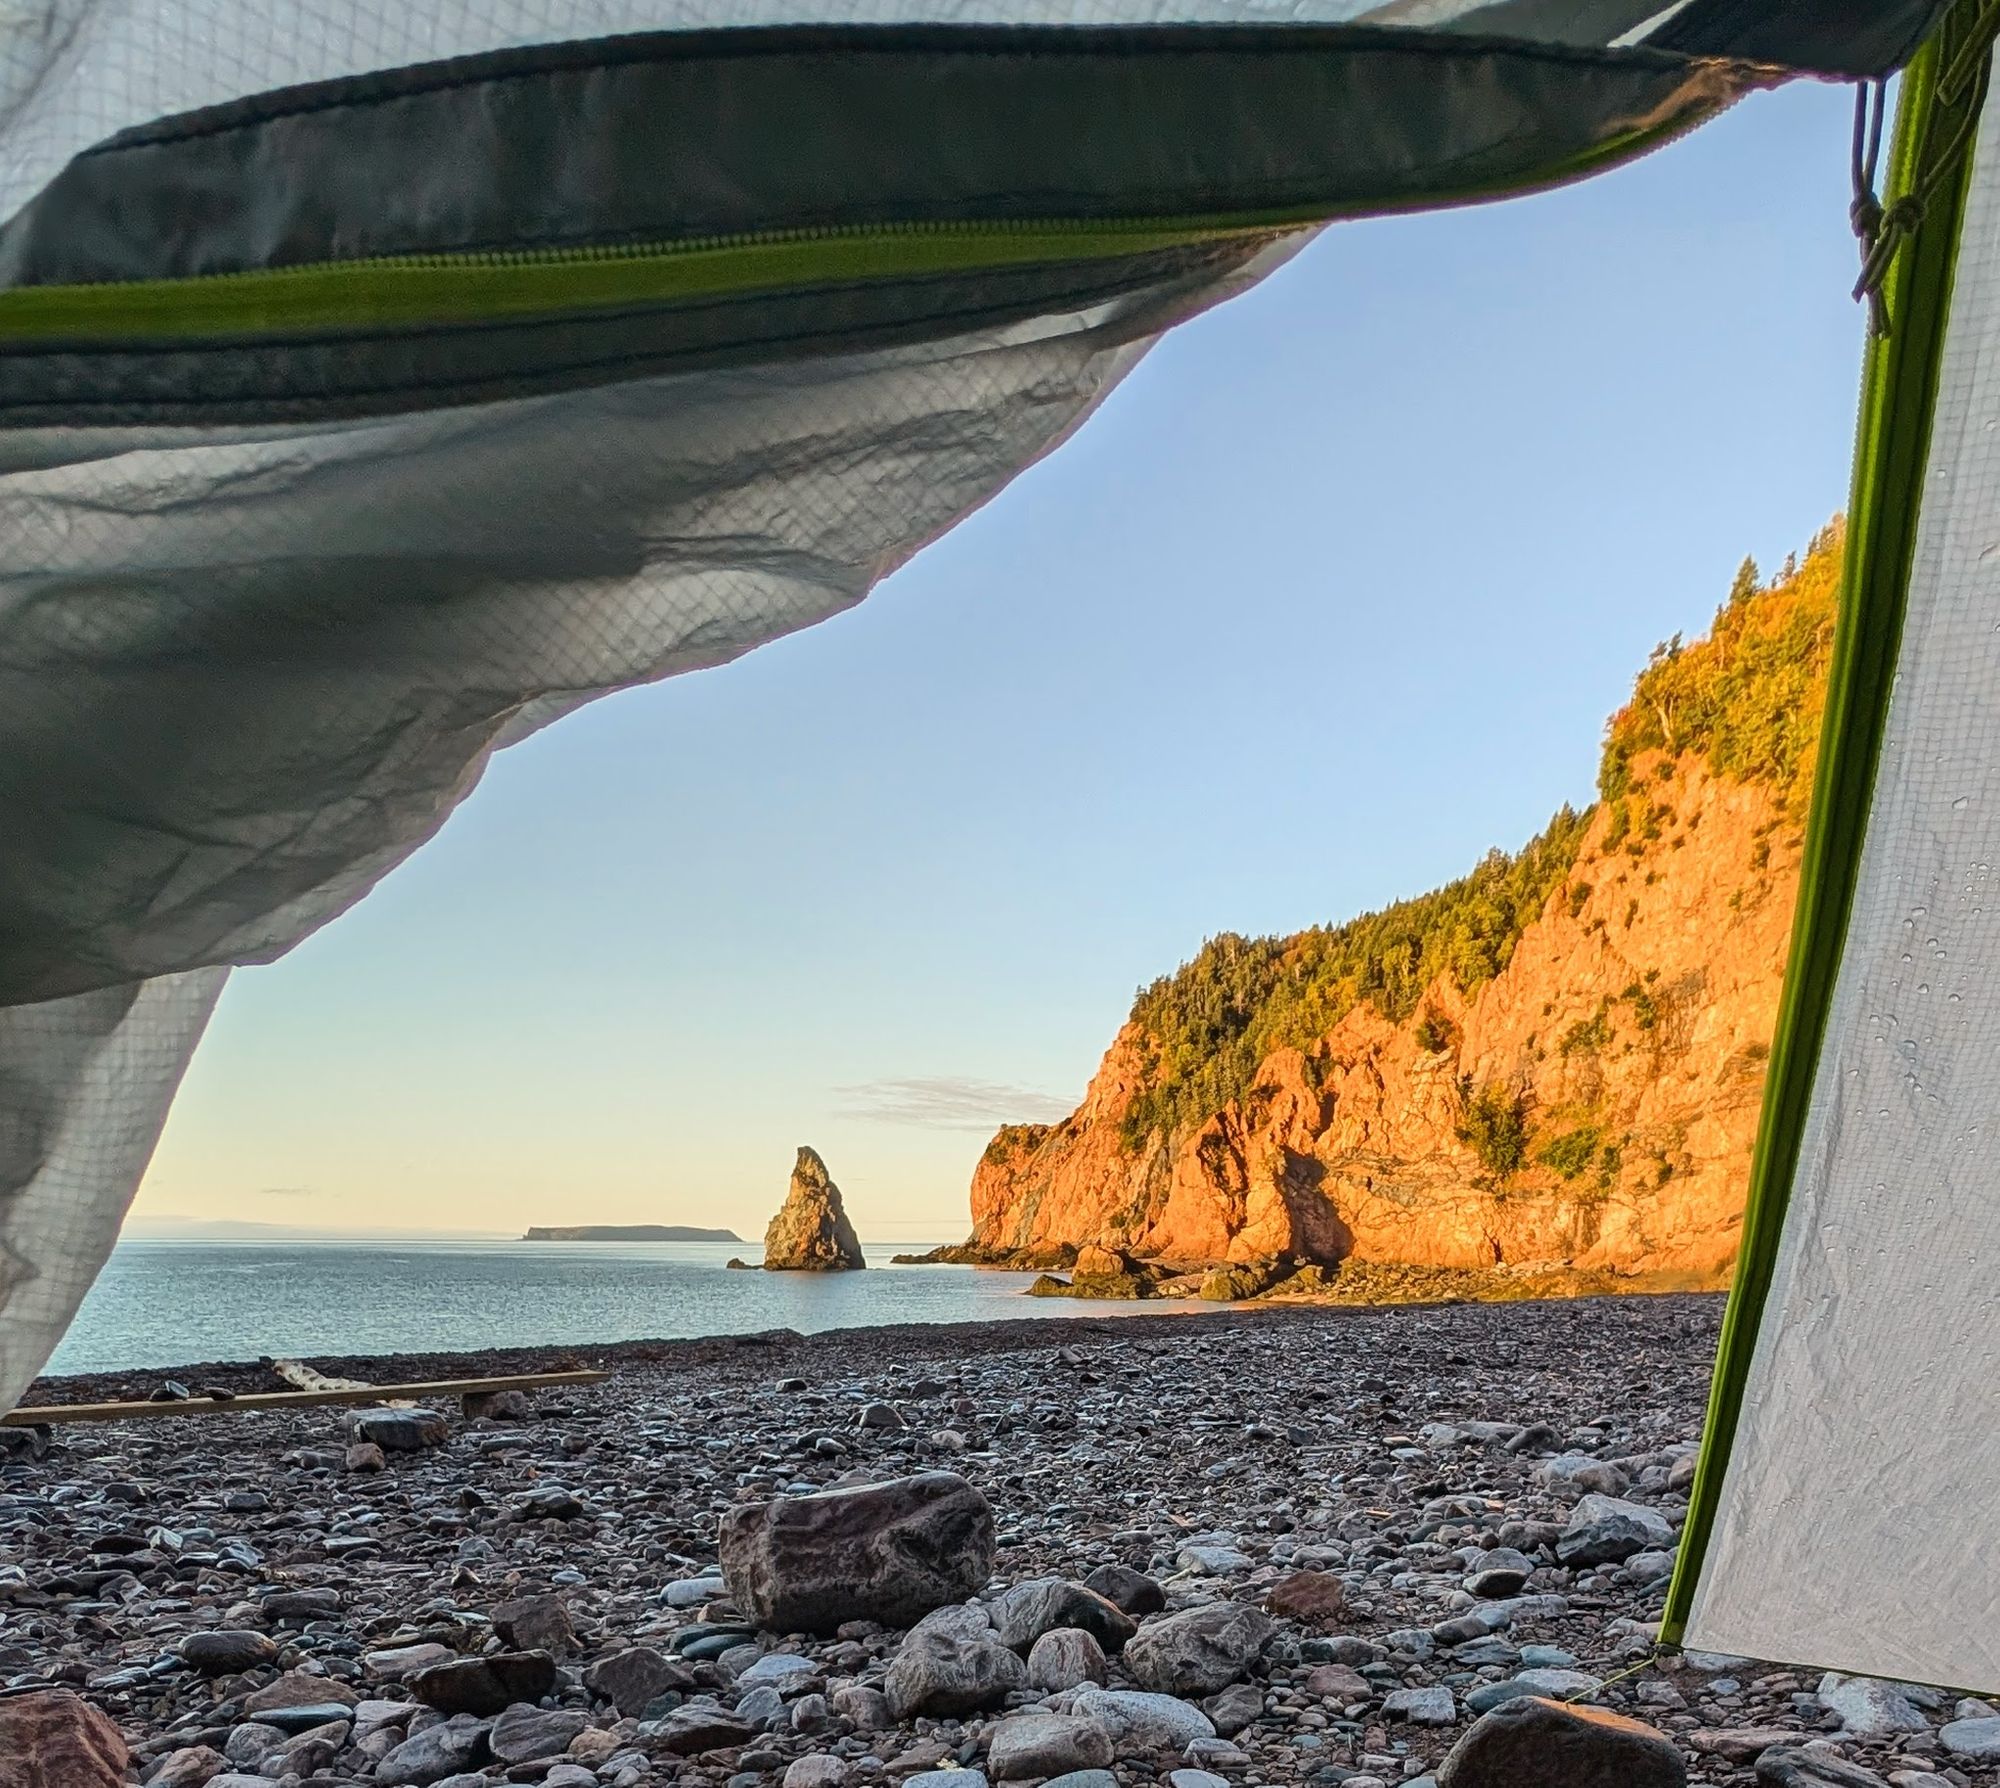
[1,0,1994,1690]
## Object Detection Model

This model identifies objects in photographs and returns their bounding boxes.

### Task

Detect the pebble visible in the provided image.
[1384,1684,1457,1725]
[1944,1718,2000,1760]
[1123,1602,1273,1696]
[1069,1688,1217,1750]
[5,1297,1982,1788]
[986,1711,1115,1780]
[1822,1674,1932,1738]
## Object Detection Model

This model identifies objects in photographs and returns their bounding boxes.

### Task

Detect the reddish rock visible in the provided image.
[1438,1696,1685,1788]
[242,1671,359,1714]
[491,1591,575,1656]
[0,1690,128,1788]
[1073,1242,1127,1277]
[1303,1662,1373,1701]
[1264,1569,1347,1627]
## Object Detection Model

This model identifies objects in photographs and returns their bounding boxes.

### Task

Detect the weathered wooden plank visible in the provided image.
[2,1369,609,1426]
[270,1358,373,1393]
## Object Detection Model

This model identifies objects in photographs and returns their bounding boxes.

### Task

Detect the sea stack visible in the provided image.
[763,1146,866,1271]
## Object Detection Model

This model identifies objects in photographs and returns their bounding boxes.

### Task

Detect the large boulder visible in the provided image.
[410,1650,557,1716]
[1556,1494,1676,1567]
[992,1578,1136,1653]
[763,1146,866,1270]
[584,1646,691,1716]
[341,1405,449,1451]
[721,1470,995,1632]
[1438,1696,1685,1788]
[0,1691,128,1788]
[376,1713,490,1785]
[1028,1627,1109,1690]
[884,1604,1026,1718]
[1198,1261,1281,1302]
[988,1713,1115,1781]
[1069,1688,1216,1751]
[1123,1602,1273,1696]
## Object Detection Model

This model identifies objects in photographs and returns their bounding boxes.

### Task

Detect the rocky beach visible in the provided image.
[4,1293,1993,1788]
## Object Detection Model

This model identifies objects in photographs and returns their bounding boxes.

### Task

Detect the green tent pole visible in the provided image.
[1661,10,1985,1646]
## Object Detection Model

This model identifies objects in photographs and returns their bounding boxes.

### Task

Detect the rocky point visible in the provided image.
[762,1147,867,1272]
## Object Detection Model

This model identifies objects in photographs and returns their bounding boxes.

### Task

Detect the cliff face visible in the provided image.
[969,752,1798,1282]
[962,517,1850,1287]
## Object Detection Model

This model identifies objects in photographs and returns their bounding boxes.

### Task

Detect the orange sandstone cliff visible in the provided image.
[956,531,1840,1286]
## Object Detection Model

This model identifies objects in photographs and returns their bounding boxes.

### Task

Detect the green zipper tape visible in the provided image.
[1660,12,1979,1648]
[0,219,1269,342]
[0,96,1727,346]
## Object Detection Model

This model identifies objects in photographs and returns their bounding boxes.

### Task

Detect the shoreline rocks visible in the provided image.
[6,1294,1987,1788]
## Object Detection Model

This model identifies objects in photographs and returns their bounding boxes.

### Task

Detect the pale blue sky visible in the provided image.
[135,80,1870,1243]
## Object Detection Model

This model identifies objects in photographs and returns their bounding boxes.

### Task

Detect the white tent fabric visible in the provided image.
[0,970,224,1406]
[0,0,1709,221]
[0,236,1303,1410]
[1682,81,2000,1690]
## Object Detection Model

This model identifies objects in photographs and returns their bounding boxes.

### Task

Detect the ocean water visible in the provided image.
[46,1239,1207,1376]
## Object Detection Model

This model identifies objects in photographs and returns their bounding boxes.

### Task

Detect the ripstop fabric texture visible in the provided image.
[0,4,1984,1695]
[1681,74,2000,1690]
[0,233,1304,1412]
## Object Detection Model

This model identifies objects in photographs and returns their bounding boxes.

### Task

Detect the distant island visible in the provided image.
[521,1224,744,1242]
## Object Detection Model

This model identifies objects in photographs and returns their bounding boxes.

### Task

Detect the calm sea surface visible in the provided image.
[48,1239,1208,1376]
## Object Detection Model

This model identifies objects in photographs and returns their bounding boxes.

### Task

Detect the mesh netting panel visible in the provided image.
[0,971,225,1410]
[0,239,1301,1400]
